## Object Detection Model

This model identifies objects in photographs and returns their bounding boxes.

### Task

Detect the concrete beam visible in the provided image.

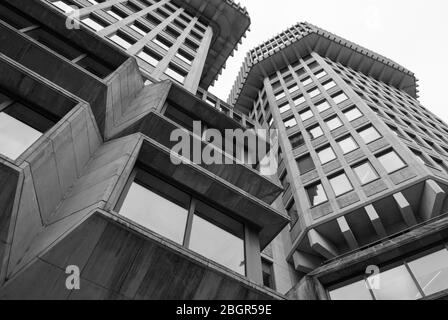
[292,251,323,273]
[420,180,446,220]
[365,205,387,238]
[393,192,418,227]
[337,216,359,250]
[308,229,338,260]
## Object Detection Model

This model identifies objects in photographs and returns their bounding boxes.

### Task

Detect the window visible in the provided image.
[317,146,336,164]
[329,279,373,300]
[326,116,343,131]
[294,95,306,106]
[337,136,358,154]
[377,150,406,173]
[130,22,150,36]
[165,64,187,84]
[262,259,275,290]
[284,116,297,129]
[332,92,349,104]
[279,102,291,114]
[299,108,314,122]
[353,162,378,185]
[329,172,353,197]
[286,199,298,223]
[176,49,194,65]
[344,107,363,121]
[137,48,162,66]
[306,182,328,206]
[411,149,432,167]
[315,70,327,79]
[118,170,246,275]
[275,91,286,101]
[51,0,76,13]
[297,154,315,174]
[359,125,381,144]
[153,35,172,51]
[289,133,305,149]
[308,125,324,139]
[82,16,108,31]
[316,100,331,113]
[109,33,135,49]
[322,80,336,91]
[407,249,448,297]
[107,8,127,21]
[301,77,313,86]
[308,88,321,98]
[0,101,52,160]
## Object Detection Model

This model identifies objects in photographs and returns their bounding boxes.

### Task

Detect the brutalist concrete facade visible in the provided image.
[229,22,448,300]
[0,0,292,299]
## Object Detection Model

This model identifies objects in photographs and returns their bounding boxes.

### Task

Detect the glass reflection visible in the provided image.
[119,182,189,245]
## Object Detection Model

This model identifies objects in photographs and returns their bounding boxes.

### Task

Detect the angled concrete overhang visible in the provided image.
[0,210,285,300]
[229,22,418,114]
[137,136,290,249]
[173,0,251,89]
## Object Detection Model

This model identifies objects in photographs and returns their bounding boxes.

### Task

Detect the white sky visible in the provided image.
[209,0,448,122]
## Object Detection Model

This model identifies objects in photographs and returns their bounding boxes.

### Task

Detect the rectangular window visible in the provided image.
[289,133,305,149]
[353,161,378,185]
[359,125,381,144]
[279,102,291,114]
[337,136,358,154]
[107,8,127,21]
[262,259,275,290]
[322,80,336,91]
[275,91,286,101]
[176,49,194,65]
[118,170,246,275]
[308,124,324,140]
[332,92,349,104]
[308,88,321,98]
[306,182,328,206]
[316,100,331,113]
[165,64,188,84]
[51,0,76,13]
[317,146,336,164]
[130,22,150,36]
[82,16,108,31]
[410,149,432,167]
[315,70,327,79]
[109,32,135,49]
[153,35,172,51]
[301,77,313,86]
[344,107,363,122]
[326,116,343,131]
[377,150,406,173]
[294,95,306,106]
[299,108,314,122]
[297,154,315,174]
[329,172,353,197]
[137,47,162,66]
[284,116,297,129]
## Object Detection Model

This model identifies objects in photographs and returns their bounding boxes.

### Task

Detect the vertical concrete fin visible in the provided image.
[292,251,323,273]
[393,192,417,227]
[308,229,338,260]
[336,216,358,250]
[365,205,387,238]
[420,180,445,220]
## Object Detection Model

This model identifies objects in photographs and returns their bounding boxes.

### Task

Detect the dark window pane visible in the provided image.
[297,154,315,174]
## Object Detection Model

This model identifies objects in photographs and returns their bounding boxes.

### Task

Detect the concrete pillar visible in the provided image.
[365,205,387,238]
[393,192,417,227]
[244,225,263,285]
[420,180,445,220]
[337,216,358,250]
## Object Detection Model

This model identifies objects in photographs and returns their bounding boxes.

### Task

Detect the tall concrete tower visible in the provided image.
[229,22,448,300]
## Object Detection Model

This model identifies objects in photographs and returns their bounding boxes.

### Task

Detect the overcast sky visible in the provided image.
[209,0,448,122]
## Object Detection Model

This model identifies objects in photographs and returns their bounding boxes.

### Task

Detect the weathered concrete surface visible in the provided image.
[0,212,285,300]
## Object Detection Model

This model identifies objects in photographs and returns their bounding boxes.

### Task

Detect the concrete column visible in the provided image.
[420,180,445,220]
[337,216,358,250]
[365,205,387,238]
[393,192,417,227]
[244,225,263,285]
[183,26,213,93]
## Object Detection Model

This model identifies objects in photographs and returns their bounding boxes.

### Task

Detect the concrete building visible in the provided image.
[0,0,447,301]
[229,22,448,300]
[0,0,292,299]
